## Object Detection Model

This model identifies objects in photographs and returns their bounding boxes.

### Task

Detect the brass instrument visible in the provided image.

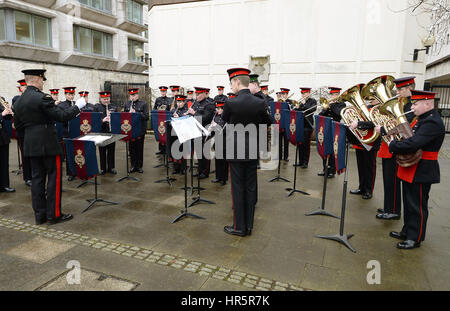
[378,96,422,167]
[0,97,13,115]
[340,84,380,145]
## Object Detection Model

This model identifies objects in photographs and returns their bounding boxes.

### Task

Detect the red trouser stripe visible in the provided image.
[418,184,423,242]
[393,163,398,214]
[55,155,61,218]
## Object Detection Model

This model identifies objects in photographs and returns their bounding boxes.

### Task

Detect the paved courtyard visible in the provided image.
[1,135,450,291]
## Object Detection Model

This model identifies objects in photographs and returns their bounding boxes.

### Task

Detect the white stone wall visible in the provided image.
[0,58,147,103]
[148,0,430,95]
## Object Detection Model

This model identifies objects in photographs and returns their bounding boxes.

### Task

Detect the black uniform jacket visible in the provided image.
[191,98,216,127]
[319,101,346,122]
[389,110,445,184]
[81,103,96,112]
[296,98,317,129]
[124,100,149,135]
[214,95,228,102]
[93,103,118,133]
[154,96,171,111]
[222,89,272,162]
[58,99,75,137]
[13,86,81,157]
[0,104,12,146]
[170,105,188,118]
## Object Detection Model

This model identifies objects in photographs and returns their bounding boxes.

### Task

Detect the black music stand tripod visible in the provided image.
[155,121,176,186]
[269,130,290,183]
[286,144,310,197]
[12,140,22,175]
[83,176,118,213]
[180,141,204,196]
[316,143,355,252]
[305,154,339,219]
[117,141,140,182]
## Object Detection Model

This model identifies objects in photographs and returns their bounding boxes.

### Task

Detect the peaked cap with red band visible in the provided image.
[410,90,436,102]
[78,91,89,96]
[159,86,168,91]
[63,87,76,94]
[329,87,341,94]
[194,87,209,94]
[393,76,416,88]
[300,87,312,93]
[49,89,59,94]
[217,86,225,90]
[99,91,111,98]
[280,88,290,94]
[170,85,180,91]
[216,100,225,107]
[227,67,251,80]
[227,92,236,98]
[17,79,27,86]
[128,88,139,95]
[175,95,186,101]
[261,85,268,90]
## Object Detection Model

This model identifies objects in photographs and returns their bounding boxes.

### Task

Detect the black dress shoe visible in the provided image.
[362,193,373,200]
[247,229,252,236]
[0,187,15,193]
[220,181,227,186]
[35,219,46,225]
[301,164,308,169]
[397,240,420,250]
[390,231,407,240]
[199,174,208,179]
[108,169,117,175]
[137,168,144,174]
[376,213,400,220]
[25,180,32,187]
[211,179,220,183]
[350,189,362,195]
[47,213,73,225]
[377,208,384,213]
[99,170,106,175]
[224,226,247,237]
[155,151,164,155]
[67,175,75,181]
[283,158,289,162]
[327,174,335,179]
[318,171,325,176]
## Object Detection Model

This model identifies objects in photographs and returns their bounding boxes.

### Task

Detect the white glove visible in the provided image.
[75,97,86,110]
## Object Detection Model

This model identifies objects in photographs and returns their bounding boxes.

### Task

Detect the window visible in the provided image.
[78,0,112,14]
[13,11,51,47]
[128,39,144,62]
[126,0,143,25]
[73,25,113,57]
[0,10,5,41]
[141,24,148,38]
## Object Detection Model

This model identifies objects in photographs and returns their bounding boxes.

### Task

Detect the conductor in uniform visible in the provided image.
[124,88,149,173]
[94,91,117,175]
[13,69,87,225]
[222,68,272,237]
[388,90,445,249]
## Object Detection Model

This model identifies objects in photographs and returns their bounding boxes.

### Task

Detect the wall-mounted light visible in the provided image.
[413,36,436,61]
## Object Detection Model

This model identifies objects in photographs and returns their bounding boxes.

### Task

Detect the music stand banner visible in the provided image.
[64,138,99,181]
[69,112,102,138]
[282,110,304,145]
[315,115,333,160]
[269,101,289,128]
[332,121,347,175]
[111,112,142,142]
[151,110,172,145]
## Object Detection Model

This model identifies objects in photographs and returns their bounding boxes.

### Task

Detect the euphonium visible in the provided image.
[340,84,380,145]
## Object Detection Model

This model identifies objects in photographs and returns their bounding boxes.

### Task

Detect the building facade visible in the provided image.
[147,0,431,97]
[0,0,149,104]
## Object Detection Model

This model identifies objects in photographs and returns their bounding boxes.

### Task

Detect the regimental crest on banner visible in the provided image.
[158,121,166,135]
[289,119,296,135]
[274,109,281,123]
[158,105,167,111]
[74,149,85,168]
[334,135,339,156]
[121,119,132,134]
[80,119,91,135]
[318,126,324,145]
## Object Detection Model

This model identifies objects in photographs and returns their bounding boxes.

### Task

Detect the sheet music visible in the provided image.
[78,135,112,145]
[170,116,207,144]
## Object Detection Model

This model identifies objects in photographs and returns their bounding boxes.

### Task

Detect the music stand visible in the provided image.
[316,143,355,252]
[286,145,310,197]
[12,140,22,175]
[305,154,340,219]
[117,141,140,182]
[180,141,204,196]
[171,139,205,223]
[154,121,176,186]
[269,130,290,183]
[83,176,118,213]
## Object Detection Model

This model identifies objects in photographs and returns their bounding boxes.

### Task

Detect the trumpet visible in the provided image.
[0,97,13,115]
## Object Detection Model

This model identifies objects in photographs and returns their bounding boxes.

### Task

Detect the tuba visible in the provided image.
[340,84,380,145]
[378,96,422,167]
[361,75,401,144]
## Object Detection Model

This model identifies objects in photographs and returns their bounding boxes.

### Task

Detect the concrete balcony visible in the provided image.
[24,0,57,8]
[54,0,117,27]
[116,18,147,34]
[61,51,118,70]
[118,60,148,73]
[0,41,59,63]
[0,0,57,18]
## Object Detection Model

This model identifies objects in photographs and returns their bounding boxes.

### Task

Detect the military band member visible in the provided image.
[50,89,59,104]
[188,87,216,179]
[222,68,272,237]
[275,91,282,102]
[388,90,444,249]
[170,95,189,174]
[214,86,228,102]
[124,88,149,174]
[0,96,15,193]
[227,92,236,99]
[169,85,180,110]
[12,80,32,186]
[318,87,346,178]
[13,69,86,225]
[154,86,171,155]
[186,90,195,109]
[78,91,95,112]
[295,87,317,168]
[394,76,416,123]
[279,88,291,161]
[349,99,382,200]
[94,91,117,175]
[210,100,228,185]
[58,87,78,181]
